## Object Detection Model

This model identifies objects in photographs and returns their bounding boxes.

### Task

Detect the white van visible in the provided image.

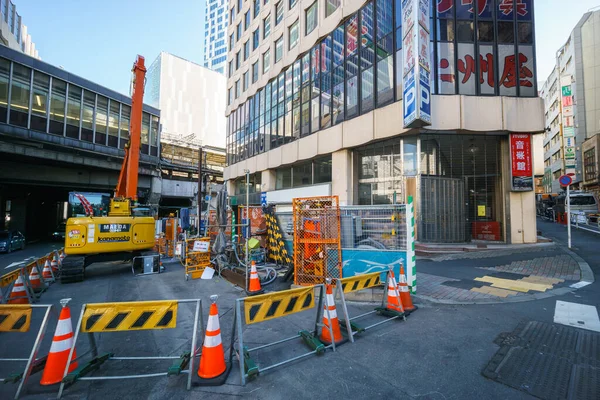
[555,191,598,216]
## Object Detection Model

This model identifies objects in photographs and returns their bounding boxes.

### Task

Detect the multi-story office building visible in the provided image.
[146,52,227,149]
[541,9,600,194]
[0,0,39,59]
[224,0,543,244]
[204,0,229,74]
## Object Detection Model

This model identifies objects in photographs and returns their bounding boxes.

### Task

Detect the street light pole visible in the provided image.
[567,183,571,249]
[244,169,250,291]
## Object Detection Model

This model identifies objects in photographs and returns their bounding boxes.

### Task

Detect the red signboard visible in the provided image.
[510,133,533,191]
[472,221,501,241]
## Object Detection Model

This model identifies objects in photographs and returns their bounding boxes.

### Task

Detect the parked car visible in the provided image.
[51,222,67,242]
[555,191,598,216]
[0,230,26,253]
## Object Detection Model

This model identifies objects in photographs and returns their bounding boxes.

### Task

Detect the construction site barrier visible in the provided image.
[334,270,405,343]
[0,304,53,399]
[185,238,211,280]
[231,284,335,385]
[57,299,204,398]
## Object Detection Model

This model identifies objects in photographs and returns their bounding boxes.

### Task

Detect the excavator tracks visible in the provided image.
[60,256,85,284]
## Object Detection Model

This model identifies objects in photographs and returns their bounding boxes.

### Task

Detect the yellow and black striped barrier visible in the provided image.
[243,286,315,325]
[335,272,383,294]
[232,284,336,386]
[0,304,53,399]
[58,299,203,398]
[81,300,178,332]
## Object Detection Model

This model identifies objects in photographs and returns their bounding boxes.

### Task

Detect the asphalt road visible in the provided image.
[1,219,598,400]
[0,240,63,273]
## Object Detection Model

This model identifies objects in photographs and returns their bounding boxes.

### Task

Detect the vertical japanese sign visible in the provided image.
[402,0,431,128]
[510,134,533,192]
[561,75,576,178]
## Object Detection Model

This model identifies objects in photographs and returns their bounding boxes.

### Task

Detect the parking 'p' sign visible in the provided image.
[559,174,572,187]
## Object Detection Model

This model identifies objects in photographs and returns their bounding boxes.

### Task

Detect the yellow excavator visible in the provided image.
[61,56,156,283]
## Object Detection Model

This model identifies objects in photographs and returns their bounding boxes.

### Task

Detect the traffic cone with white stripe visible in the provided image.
[397,265,417,313]
[42,259,53,281]
[247,261,263,295]
[51,256,59,272]
[320,278,344,345]
[59,251,65,266]
[385,268,405,313]
[8,275,29,304]
[40,298,78,385]
[198,295,227,379]
[28,265,43,290]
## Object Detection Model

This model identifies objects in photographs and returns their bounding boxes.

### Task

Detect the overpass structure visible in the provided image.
[0,45,161,240]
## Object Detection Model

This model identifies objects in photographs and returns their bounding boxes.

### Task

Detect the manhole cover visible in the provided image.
[483,321,600,400]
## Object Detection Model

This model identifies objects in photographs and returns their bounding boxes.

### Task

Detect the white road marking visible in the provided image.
[570,281,593,289]
[554,300,600,332]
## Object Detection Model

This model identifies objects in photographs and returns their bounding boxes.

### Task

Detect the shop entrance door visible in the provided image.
[419,176,467,243]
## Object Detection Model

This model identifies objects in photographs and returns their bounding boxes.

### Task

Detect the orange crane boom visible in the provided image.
[115,55,146,201]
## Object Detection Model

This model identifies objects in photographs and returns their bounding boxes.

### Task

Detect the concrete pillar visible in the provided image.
[332,149,354,205]
[261,169,277,192]
[226,180,235,195]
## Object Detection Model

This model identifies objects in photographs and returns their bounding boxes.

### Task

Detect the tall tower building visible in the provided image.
[203,0,228,75]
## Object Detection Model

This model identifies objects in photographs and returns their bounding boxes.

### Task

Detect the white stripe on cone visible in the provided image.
[204,333,222,348]
[54,319,73,336]
[49,337,73,353]
[324,308,337,319]
[326,293,335,306]
[12,277,26,293]
[206,314,220,331]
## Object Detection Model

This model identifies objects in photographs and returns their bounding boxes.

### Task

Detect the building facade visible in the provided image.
[204,0,229,74]
[0,0,39,59]
[541,9,600,194]
[146,52,227,149]
[224,0,544,244]
[582,134,599,199]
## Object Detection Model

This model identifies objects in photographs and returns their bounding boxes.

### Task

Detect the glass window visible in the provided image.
[108,101,119,147]
[321,36,332,129]
[478,21,494,42]
[346,16,358,118]
[0,58,8,123]
[244,40,250,60]
[245,11,250,30]
[236,51,240,69]
[456,21,474,42]
[235,79,240,98]
[293,162,312,187]
[254,0,260,18]
[150,115,159,153]
[81,90,95,143]
[229,33,235,51]
[276,167,292,189]
[360,3,374,113]
[289,19,299,50]
[263,15,271,39]
[141,112,150,153]
[289,0,297,9]
[310,47,320,133]
[518,22,533,44]
[95,95,108,145]
[31,71,50,132]
[65,85,81,139]
[275,36,284,62]
[314,157,332,183]
[437,19,454,41]
[253,28,260,50]
[9,63,31,127]
[305,1,318,35]
[252,61,259,83]
[275,2,283,26]
[263,49,270,73]
[497,21,514,43]
[237,23,242,41]
[376,0,393,107]
[243,70,249,91]
[326,0,340,17]
[119,104,130,149]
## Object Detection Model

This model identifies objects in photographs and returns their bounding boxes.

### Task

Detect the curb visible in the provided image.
[412,242,594,306]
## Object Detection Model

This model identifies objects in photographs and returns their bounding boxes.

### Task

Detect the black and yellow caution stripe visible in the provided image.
[81,300,178,333]
[0,305,32,332]
[243,286,315,325]
[336,271,383,294]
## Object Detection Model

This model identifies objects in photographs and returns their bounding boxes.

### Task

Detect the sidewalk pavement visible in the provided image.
[414,240,593,305]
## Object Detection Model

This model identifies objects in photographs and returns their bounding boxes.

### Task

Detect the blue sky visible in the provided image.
[15,0,600,95]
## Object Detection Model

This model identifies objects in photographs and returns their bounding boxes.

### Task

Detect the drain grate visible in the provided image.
[483,321,600,400]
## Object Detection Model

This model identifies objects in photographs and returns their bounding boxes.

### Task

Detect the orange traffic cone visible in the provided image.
[42,260,53,280]
[397,265,416,313]
[247,261,263,295]
[28,265,42,290]
[59,251,65,265]
[198,295,227,379]
[8,275,29,304]
[320,278,344,345]
[40,298,78,385]
[386,269,404,313]
[51,256,59,272]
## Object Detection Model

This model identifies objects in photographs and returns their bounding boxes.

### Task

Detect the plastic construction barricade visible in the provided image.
[334,270,405,343]
[185,238,211,280]
[57,299,204,399]
[0,304,53,399]
[0,266,40,305]
[231,284,335,385]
